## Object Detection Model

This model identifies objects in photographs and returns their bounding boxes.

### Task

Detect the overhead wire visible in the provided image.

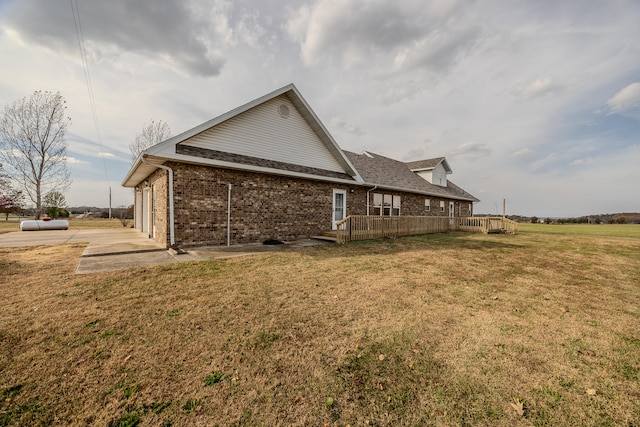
[69,0,112,185]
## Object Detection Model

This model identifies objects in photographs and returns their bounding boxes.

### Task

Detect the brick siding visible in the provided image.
[169,163,358,247]
[139,163,474,248]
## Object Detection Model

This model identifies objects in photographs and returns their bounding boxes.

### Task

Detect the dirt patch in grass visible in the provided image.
[1,231,639,426]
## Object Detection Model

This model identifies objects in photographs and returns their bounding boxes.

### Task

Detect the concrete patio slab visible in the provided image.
[0,228,332,274]
[0,228,164,253]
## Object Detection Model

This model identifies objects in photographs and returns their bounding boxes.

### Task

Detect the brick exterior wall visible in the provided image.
[138,162,475,248]
[169,162,360,247]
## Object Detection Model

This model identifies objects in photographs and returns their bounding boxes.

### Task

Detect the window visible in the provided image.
[373,193,383,216]
[392,196,401,216]
[383,194,392,216]
[425,199,430,212]
[440,201,445,212]
[372,193,401,216]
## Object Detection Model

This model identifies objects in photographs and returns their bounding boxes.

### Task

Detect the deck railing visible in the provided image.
[335,215,518,244]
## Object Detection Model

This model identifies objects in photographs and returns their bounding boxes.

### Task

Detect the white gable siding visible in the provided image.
[433,163,448,187]
[182,95,345,173]
[416,170,433,183]
[416,163,448,187]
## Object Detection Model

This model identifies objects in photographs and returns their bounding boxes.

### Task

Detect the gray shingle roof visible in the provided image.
[344,151,479,202]
[177,145,357,181]
[406,157,444,170]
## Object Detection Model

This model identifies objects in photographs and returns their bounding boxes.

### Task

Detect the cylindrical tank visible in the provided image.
[20,220,70,231]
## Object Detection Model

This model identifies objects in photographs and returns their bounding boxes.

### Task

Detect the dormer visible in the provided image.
[407,157,452,187]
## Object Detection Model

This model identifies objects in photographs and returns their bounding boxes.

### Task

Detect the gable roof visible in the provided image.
[344,151,478,202]
[406,157,452,174]
[122,84,362,187]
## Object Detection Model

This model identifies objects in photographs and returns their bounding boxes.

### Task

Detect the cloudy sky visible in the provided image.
[1,0,639,217]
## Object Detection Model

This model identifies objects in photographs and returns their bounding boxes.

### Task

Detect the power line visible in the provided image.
[69,0,111,185]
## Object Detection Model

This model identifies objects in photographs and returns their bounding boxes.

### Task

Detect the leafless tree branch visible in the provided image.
[0,91,72,218]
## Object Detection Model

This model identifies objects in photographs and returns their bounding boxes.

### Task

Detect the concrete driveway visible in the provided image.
[0,228,331,274]
[0,228,163,252]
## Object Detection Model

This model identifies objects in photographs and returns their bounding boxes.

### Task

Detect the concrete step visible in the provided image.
[311,234,336,242]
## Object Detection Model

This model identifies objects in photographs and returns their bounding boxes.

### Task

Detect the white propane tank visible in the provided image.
[20,220,70,231]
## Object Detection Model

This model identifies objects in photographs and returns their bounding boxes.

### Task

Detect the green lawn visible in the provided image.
[518,222,640,239]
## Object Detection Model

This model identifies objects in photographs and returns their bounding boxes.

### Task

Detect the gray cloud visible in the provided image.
[329,117,366,136]
[390,25,482,75]
[285,0,480,74]
[446,141,492,160]
[1,0,638,216]
[512,77,567,101]
[0,0,231,76]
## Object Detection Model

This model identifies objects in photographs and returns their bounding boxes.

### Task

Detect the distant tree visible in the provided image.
[0,188,24,220]
[544,217,553,224]
[43,190,67,219]
[530,216,539,224]
[0,163,24,220]
[616,216,627,224]
[0,91,72,219]
[129,120,172,162]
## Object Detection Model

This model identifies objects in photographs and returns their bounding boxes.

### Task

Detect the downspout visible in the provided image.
[227,183,232,247]
[140,156,175,247]
[366,185,378,216]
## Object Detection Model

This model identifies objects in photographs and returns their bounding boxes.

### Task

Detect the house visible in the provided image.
[122,84,479,248]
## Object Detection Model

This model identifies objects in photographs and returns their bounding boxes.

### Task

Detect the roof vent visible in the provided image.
[278,104,290,118]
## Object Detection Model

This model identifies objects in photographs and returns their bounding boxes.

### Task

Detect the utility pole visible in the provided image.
[109,187,112,220]
[503,198,506,219]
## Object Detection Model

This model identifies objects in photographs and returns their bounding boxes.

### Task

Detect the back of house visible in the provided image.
[121,84,478,248]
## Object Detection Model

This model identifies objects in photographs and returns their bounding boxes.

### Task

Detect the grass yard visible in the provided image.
[1,226,639,426]
[518,222,640,239]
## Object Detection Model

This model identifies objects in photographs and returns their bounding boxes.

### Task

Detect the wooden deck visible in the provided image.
[334,216,518,244]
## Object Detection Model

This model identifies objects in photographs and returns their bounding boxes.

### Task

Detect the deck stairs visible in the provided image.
[311,230,337,242]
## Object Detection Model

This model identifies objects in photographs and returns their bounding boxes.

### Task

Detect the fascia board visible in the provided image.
[409,167,435,172]
[121,156,145,187]
[441,158,453,174]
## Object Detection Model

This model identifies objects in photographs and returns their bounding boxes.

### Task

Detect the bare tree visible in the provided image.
[0,91,71,218]
[129,120,172,162]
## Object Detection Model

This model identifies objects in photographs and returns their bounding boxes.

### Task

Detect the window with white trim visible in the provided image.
[392,196,401,216]
[372,193,401,216]
[373,193,382,216]
[440,201,445,212]
[425,198,430,212]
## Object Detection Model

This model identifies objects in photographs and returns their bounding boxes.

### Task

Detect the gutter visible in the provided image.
[227,183,232,247]
[140,156,175,247]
